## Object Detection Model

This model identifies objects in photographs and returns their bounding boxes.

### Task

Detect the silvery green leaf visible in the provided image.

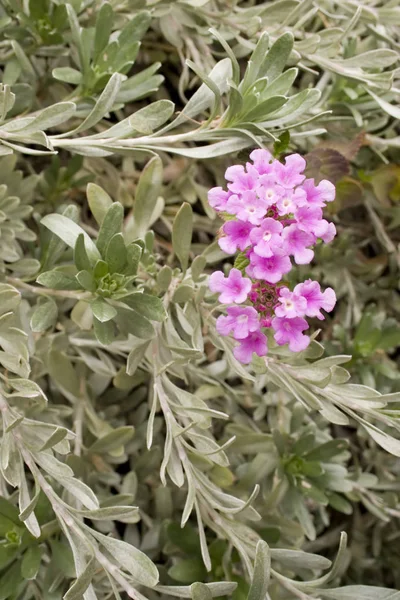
[30,297,58,332]
[37,270,82,290]
[90,529,159,587]
[318,587,400,600]
[19,472,40,538]
[87,183,113,226]
[115,307,155,339]
[89,426,135,454]
[68,73,124,135]
[21,546,42,580]
[62,477,100,510]
[96,202,124,256]
[260,32,294,81]
[106,233,127,273]
[40,427,70,452]
[129,100,175,134]
[41,213,101,263]
[172,203,192,273]
[52,67,83,85]
[123,293,166,322]
[191,583,213,600]
[64,555,97,600]
[129,155,163,239]
[90,298,117,323]
[247,541,270,600]
[271,548,331,571]
[71,505,139,522]
[48,350,80,400]
[156,583,238,598]
[8,102,76,134]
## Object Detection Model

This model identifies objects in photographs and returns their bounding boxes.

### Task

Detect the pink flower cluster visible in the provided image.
[208,149,336,364]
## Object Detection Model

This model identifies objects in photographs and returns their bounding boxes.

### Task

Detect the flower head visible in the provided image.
[272,316,310,352]
[209,269,252,304]
[294,280,336,320]
[247,250,292,284]
[208,187,231,212]
[219,220,253,254]
[274,154,306,188]
[225,165,258,195]
[216,306,260,339]
[250,218,283,258]
[275,288,307,318]
[282,224,315,265]
[233,330,268,364]
[302,178,335,207]
[226,191,268,225]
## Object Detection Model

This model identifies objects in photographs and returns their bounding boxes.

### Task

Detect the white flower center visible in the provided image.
[265,188,275,200]
[238,315,248,323]
[282,198,291,208]
[247,206,256,214]
[284,299,294,310]
[263,232,272,242]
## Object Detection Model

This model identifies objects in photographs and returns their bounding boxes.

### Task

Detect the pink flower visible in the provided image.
[276,187,307,216]
[219,220,253,254]
[282,224,315,264]
[295,205,330,238]
[247,250,292,284]
[216,306,260,340]
[274,154,306,189]
[302,178,335,207]
[272,316,310,352]
[248,148,273,175]
[226,191,268,225]
[294,280,336,320]
[256,176,284,208]
[225,165,258,194]
[233,330,268,364]
[320,222,336,243]
[250,218,283,258]
[208,187,230,211]
[209,269,251,304]
[275,288,307,318]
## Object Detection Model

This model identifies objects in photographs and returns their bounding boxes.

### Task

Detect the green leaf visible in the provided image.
[37,270,82,290]
[72,73,123,134]
[41,213,101,263]
[74,233,92,272]
[273,130,291,157]
[93,316,115,345]
[106,233,127,273]
[91,298,117,323]
[52,67,82,85]
[30,297,58,332]
[191,583,213,600]
[115,307,155,339]
[172,203,192,273]
[91,530,159,587]
[96,202,124,256]
[89,426,135,453]
[123,243,142,276]
[129,100,175,134]
[169,558,207,584]
[87,183,113,226]
[319,587,400,600]
[48,350,80,400]
[131,155,163,239]
[76,270,96,292]
[21,546,42,580]
[123,293,166,322]
[247,541,270,600]
[261,32,294,81]
[64,556,97,600]
[93,2,113,62]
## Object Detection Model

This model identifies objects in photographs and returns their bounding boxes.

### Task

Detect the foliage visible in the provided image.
[0,1,399,599]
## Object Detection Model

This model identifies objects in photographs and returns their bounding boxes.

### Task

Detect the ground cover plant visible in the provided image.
[0,0,399,598]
